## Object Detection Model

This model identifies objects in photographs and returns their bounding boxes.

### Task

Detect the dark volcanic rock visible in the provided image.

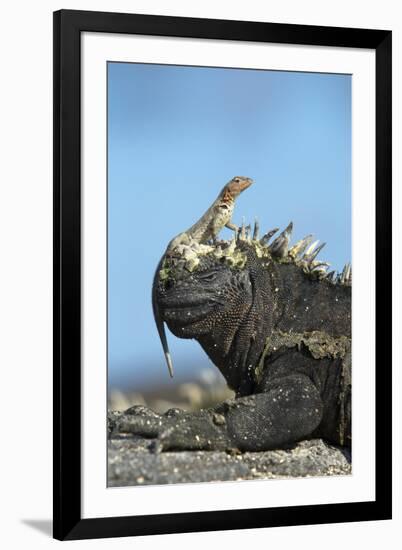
[108,434,351,487]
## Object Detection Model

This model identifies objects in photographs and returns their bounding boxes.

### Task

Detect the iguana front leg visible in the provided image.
[223,374,323,451]
[111,374,323,452]
[112,405,231,452]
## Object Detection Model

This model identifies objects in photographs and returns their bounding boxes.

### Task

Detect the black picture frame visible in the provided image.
[53,9,392,541]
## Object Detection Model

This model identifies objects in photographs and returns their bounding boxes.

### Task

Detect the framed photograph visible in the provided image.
[53,9,392,541]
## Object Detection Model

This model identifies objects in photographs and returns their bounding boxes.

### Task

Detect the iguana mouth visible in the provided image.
[163,304,215,325]
[158,291,221,326]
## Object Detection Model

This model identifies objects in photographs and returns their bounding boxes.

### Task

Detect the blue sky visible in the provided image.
[108,62,351,390]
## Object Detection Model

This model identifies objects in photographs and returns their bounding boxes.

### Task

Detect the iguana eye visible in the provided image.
[198,271,218,282]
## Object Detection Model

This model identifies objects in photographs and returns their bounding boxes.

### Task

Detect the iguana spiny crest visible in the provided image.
[160,219,351,286]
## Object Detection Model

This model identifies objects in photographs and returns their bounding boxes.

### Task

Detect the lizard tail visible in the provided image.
[152,257,174,378]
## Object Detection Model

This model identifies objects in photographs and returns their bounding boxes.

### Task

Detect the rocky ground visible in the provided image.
[108,426,351,487]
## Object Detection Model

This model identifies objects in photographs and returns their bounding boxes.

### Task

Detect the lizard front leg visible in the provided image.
[210,222,238,244]
[225,221,238,235]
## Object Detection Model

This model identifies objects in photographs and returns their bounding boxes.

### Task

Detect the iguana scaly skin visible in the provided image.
[116,183,352,452]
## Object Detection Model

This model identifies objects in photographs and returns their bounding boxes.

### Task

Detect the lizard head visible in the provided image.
[221,176,253,201]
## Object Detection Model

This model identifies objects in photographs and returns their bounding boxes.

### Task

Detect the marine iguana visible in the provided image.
[115,183,352,453]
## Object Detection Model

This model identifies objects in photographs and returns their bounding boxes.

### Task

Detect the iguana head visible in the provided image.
[153,236,265,391]
[156,240,253,341]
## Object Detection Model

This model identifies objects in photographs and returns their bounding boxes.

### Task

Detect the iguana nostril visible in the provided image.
[165,279,173,290]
